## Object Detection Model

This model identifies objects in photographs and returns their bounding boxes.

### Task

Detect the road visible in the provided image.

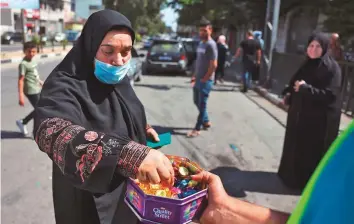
[1,43,24,52]
[1,57,300,224]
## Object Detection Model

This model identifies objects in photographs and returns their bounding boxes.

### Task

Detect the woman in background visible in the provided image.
[278,32,342,191]
[215,35,229,84]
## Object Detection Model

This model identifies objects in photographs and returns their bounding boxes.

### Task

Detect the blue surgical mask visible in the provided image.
[94,58,130,84]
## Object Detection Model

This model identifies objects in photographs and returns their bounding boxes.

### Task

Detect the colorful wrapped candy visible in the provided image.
[135,155,205,199]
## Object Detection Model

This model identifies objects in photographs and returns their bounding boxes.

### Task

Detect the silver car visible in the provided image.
[127,47,145,86]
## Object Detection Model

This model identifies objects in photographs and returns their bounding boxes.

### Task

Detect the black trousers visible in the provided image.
[23,93,40,124]
[215,62,225,80]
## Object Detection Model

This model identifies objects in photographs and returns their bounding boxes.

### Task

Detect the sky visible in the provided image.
[75,0,103,19]
[160,6,179,32]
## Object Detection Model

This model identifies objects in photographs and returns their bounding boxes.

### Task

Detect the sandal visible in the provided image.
[186,130,200,138]
[203,122,212,130]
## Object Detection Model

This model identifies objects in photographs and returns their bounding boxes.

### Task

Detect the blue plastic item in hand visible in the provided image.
[146,132,171,149]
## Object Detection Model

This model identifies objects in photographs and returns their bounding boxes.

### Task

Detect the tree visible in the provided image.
[323,0,354,41]
[278,0,354,41]
[279,0,327,15]
[103,0,167,35]
[173,0,261,29]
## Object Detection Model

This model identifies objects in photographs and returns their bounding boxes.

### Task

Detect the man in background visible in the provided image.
[188,17,218,138]
[329,33,344,61]
[234,30,261,92]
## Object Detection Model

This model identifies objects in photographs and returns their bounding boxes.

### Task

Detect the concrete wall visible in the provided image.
[275,8,320,54]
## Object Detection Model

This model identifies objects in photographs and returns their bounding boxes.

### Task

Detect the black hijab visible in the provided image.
[306,32,340,75]
[284,32,341,95]
[35,9,147,145]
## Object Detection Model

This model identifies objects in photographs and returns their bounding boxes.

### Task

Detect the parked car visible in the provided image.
[53,32,67,42]
[181,38,200,71]
[143,36,153,49]
[66,30,80,42]
[128,47,145,86]
[1,31,22,44]
[144,39,188,75]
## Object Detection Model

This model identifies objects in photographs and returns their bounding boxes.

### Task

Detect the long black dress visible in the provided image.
[34,10,147,224]
[278,34,342,191]
[215,43,229,81]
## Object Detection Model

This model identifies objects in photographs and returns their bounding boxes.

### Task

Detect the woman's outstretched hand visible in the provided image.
[137,149,174,186]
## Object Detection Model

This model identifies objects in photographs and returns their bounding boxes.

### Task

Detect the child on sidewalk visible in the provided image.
[16,42,43,136]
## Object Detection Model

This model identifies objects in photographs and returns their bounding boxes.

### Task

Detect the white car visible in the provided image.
[54,33,67,42]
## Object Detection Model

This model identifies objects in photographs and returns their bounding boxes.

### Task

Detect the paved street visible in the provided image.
[2,57,303,223]
[1,43,24,52]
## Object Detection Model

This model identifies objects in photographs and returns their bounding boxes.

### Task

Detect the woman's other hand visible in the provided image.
[294,80,306,92]
[146,127,160,142]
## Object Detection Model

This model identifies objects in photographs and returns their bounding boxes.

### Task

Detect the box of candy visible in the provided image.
[124,155,207,224]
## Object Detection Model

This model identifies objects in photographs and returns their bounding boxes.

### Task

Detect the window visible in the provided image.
[151,42,182,54]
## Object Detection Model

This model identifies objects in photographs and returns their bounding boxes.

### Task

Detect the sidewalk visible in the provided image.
[1,42,144,64]
[1,46,72,64]
[224,67,352,132]
[253,86,352,131]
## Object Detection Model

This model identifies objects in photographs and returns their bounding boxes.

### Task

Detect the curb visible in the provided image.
[1,43,144,65]
[0,43,144,64]
[253,86,289,112]
[1,51,69,64]
[253,85,352,132]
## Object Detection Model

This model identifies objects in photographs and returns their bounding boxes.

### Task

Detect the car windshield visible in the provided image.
[150,42,182,54]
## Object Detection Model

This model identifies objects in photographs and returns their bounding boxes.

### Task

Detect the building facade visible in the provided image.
[0,0,75,36]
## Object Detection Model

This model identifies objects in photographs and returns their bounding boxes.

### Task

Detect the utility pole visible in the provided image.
[261,0,281,87]
[21,9,27,47]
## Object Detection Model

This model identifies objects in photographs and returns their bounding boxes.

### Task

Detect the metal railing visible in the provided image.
[260,52,354,117]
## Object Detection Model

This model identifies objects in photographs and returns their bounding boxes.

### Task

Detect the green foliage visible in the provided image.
[175,0,265,28]
[136,15,167,35]
[323,0,354,41]
[61,38,68,46]
[280,0,328,15]
[32,34,41,45]
[61,38,68,50]
[135,33,142,42]
[280,0,354,41]
[103,0,167,35]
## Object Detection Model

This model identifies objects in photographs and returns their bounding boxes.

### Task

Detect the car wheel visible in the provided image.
[9,40,14,45]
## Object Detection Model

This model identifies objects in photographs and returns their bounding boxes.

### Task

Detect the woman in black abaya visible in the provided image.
[34,10,174,224]
[278,32,342,191]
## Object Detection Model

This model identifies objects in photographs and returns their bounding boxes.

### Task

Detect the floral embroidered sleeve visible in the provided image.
[35,117,150,193]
